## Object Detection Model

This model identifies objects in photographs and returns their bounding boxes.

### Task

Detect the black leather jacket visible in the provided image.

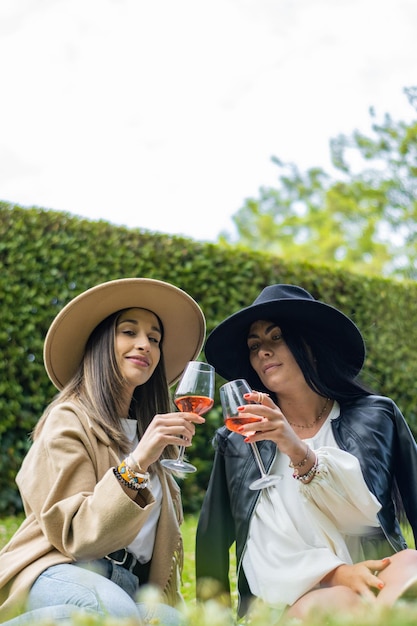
[196,395,417,615]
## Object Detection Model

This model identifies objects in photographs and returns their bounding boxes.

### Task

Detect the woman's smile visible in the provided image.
[126,354,150,367]
[262,361,281,374]
[116,308,161,392]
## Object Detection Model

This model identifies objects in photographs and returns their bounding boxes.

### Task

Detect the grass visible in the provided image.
[181,513,200,602]
[1,514,417,625]
[0,513,23,547]
[182,514,238,608]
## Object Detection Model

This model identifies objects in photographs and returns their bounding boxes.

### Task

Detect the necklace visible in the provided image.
[287,397,330,429]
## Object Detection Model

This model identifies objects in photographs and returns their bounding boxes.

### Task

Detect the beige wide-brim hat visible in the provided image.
[44,278,206,389]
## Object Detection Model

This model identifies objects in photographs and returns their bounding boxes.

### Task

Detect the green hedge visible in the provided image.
[1,201,417,514]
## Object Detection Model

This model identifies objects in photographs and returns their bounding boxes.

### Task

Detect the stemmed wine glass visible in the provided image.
[220,378,282,490]
[160,361,215,473]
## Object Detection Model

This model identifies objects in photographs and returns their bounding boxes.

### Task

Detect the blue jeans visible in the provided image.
[4,561,183,625]
[0,604,93,624]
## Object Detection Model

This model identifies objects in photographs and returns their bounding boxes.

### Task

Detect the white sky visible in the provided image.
[1,0,416,242]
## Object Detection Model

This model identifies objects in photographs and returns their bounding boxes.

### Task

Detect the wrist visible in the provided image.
[288,444,311,469]
[128,453,149,473]
[114,457,150,491]
[289,446,319,484]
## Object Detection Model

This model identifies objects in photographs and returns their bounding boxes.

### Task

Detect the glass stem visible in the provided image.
[250,443,267,477]
[177,445,186,462]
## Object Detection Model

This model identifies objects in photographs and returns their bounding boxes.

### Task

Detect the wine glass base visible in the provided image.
[160,459,197,473]
[249,474,282,490]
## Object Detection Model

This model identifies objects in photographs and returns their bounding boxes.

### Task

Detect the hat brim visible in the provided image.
[44,278,206,389]
[204,298,365,384]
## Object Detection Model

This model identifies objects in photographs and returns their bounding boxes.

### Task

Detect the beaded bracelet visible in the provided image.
[288,446,311,469]
[115,458,150,490]
[293,457,319,484]
[120,458,150,482]
[113,467,149,491]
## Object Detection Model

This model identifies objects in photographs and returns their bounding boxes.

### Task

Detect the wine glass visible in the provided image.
[219,378,282,490]
[160,361,215,473]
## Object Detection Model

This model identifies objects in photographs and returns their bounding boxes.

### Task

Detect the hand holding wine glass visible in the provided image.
[161,361,215,473]
[220,378,282,490]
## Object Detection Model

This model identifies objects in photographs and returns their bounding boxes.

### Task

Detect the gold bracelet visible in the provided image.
[289,446,311,469]
[293,456,319,483]
[127,454,148,476]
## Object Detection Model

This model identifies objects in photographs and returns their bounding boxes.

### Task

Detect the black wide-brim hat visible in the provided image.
[204,284,366,385]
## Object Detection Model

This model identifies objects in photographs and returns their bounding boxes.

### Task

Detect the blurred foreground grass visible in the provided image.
[1,514,417,625]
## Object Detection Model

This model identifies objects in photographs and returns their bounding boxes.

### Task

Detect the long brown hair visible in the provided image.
[34,309,179,463]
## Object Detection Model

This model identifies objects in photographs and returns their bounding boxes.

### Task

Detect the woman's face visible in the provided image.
[247,319,305,394]
[115,308,162,392]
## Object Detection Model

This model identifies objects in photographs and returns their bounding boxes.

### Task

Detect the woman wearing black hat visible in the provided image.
[0,278,206,625]
[196,284,417,621]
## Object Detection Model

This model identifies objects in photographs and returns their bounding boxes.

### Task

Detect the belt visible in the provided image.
[105,548,136,570]
[105,549,151,584]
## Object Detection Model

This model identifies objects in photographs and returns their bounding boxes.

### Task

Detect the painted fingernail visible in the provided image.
[237,406,245,412]
[378,582,384,590]
[243,393,251,398]
[244,437,250,443]
[237,427,244,433]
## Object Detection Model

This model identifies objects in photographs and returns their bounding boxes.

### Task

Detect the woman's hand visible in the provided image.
[130,411,205,471]
[322,559,391,600]
[236,391,305,459]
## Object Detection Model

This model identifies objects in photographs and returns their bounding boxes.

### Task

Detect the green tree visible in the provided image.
[220,87,417,280]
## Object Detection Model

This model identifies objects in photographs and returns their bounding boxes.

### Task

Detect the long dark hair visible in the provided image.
[247,320,373,403]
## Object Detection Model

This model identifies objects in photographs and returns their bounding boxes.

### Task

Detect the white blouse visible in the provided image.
[121,418,162,564]
[242,402,381,607]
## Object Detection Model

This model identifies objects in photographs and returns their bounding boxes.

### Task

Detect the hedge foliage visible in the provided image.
[1,201,417,514]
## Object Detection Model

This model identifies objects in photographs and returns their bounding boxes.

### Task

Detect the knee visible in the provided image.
[83,584,138,618]
[331,585,363,605]
[402,548,417,564]
[28,565,139,618]
[390,548,417,569]
[287,586,361,621]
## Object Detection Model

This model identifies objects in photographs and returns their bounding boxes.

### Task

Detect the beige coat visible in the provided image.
[0,402,184,620]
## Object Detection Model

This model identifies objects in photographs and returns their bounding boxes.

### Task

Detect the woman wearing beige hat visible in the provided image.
[0,278,206,625]
[196,284,417,621]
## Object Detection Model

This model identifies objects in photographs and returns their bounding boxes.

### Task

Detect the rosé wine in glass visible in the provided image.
[161,361,215,473]
[175,395,214,415]
[220,378,282,490]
